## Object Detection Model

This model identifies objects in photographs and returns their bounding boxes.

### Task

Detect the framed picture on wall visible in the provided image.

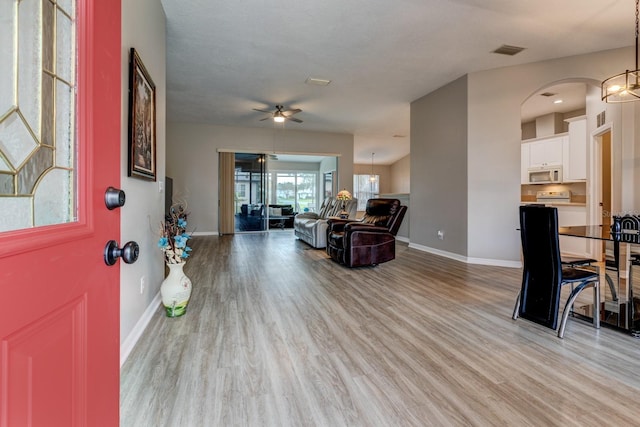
[127,47,156,181]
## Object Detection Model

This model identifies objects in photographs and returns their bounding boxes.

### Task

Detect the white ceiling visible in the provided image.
[521,82,587,123]
[160,0,633,164]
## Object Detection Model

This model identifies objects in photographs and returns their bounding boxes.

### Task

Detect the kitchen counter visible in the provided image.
[520,201,586,207]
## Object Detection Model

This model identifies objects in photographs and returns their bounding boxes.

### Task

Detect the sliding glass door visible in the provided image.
[219,152,267,234]
[233,153,267,233]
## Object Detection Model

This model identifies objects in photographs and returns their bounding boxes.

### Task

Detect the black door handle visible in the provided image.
[104,240,139,266]
[105,187,126,210]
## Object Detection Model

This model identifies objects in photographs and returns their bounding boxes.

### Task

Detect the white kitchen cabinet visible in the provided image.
[562,116,587,181]
[557,205,589,257]
[528,135,565,168]
[521,144,530,184]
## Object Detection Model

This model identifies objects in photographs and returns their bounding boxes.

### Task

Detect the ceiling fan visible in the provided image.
[253,105,303,123]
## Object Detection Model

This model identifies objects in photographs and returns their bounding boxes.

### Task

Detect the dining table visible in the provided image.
[559,224,640,335]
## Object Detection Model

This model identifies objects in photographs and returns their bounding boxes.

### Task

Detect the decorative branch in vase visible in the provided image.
[158,202,193,317]
[158,203,192,264]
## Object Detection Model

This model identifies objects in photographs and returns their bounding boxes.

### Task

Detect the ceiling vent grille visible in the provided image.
[305,77,331,86]
[492,44,525,56]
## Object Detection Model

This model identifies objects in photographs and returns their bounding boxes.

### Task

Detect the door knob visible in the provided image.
[105,187,126,210]
[104,240,139,266]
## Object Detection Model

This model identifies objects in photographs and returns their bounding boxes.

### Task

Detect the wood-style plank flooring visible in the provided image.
[120,231,640,426]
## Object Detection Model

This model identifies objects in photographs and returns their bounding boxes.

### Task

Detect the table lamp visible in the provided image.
[336,189,352,219]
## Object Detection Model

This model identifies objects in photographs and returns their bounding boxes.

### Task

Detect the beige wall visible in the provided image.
[353,163,391,194]
[390,154,410,193]
[120,0,166,361]
[166,123,354,233]
[353,154,411,195]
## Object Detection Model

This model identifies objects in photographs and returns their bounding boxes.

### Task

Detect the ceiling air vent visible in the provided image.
[540,92,556,97]
[305,77,331,86]
[492,44,525,56]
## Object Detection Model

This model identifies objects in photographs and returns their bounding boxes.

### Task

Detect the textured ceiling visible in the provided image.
[160,0,632,164]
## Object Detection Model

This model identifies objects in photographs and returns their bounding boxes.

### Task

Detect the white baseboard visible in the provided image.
[120,292,162,368]
[192,231,218,236]
[408,242,522,268]
[396,235,409,243]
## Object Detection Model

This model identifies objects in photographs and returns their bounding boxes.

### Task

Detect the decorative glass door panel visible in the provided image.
[0,0,76,232]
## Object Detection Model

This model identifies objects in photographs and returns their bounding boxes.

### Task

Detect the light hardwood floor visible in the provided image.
[120,231,640,426]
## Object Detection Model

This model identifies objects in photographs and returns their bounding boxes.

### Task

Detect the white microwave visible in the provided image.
[528,166,562,184]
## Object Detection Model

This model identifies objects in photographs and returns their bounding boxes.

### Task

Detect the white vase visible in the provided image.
[161,262,192,317]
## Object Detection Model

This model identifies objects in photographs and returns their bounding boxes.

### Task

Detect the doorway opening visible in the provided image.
[219,152,338,234]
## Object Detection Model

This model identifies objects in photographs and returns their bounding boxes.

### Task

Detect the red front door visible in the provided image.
[0,0,122,425]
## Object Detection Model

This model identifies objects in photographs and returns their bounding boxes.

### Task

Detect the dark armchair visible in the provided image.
[326,198,407,267]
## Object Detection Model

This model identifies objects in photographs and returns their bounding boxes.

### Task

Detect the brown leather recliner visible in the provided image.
[326,198,407,267]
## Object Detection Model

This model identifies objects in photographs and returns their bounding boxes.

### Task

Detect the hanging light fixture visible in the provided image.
[369,152,377,182]
[273,111,285,123]
[602,0,640,103]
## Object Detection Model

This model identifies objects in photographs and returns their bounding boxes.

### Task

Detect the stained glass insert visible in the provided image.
[34,168,72,226]
[0,198,32,232]
[56,8,74,84]
[17,0,43,140]
[0,0,76,231]
[55,80,73,168]
[0,1,16,115]
[0,112,38,167]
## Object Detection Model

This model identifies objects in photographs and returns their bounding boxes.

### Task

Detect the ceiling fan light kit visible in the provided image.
[273,112,285,123]
[602,0,640,103]
[252,104,303,123]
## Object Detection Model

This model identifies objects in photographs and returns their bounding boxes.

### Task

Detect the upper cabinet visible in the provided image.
[562,116,587,182]
[528,136,565,168]
[520,116,588,184]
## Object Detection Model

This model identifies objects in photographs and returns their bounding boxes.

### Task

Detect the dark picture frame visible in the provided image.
[127,48,156,181]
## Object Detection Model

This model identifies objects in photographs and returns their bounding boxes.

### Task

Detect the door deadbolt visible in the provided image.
[104,240,139,266]
[105,187,126,210]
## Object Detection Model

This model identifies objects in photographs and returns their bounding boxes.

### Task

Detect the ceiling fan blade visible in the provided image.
[287,117,303,123]
[259,117,270,121]
[282,108,302,116]
[253,108,272,114]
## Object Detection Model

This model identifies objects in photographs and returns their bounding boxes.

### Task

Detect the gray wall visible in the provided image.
[166,123,354,234]
[410,75,468,257]
[120,0,166,362]
[408,46,638,266]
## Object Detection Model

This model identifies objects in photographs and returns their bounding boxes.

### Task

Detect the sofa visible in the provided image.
[267,204,295,228]
[294,196,358,248]
[236,204,297,231]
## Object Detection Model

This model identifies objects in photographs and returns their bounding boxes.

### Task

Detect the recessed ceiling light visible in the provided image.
[553,99,563,104]
[492,44,526,56]
[305,77,331,86]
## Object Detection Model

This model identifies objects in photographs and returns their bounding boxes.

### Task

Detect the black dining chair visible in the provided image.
[512,205,600,338]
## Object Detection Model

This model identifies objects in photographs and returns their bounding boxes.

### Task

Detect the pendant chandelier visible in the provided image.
[601,0,640,103]
[369,152,377,182]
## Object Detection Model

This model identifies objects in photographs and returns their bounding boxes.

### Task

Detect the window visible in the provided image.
[268,172,317,212]
[236,183,246,198]
[353,175,379,211]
